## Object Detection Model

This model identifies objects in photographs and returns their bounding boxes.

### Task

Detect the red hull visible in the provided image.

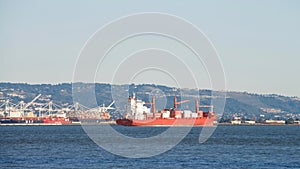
[43,118,72,125]
[116,117,215,126]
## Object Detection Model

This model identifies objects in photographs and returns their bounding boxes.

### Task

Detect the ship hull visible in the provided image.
[43,118,72,125]
[116,117,215,126]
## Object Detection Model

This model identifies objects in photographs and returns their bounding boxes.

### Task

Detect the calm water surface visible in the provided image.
[0,125,299,169]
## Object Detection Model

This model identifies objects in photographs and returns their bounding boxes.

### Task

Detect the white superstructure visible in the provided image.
[128,93,150,120]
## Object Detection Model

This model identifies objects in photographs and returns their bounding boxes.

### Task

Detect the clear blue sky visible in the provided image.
[0,0,299,96]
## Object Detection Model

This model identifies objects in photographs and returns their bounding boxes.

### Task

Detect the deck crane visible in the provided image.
[145,96,156,113]
[195,99,214,117]
[173,96,189,109]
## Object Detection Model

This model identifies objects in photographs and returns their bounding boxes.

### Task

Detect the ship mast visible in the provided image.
[152,96,155,114]
[145,96,156,118]
[173,96,189,109]
[195,99,199,113]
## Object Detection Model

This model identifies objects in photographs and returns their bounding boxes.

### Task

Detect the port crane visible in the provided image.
[87,101,115,120]
[0,99,17,117]
[23,94,42,110]
[98,101,115,113]
[0,94,41,117]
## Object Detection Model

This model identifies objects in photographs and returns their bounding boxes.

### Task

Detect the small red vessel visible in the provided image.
[116,94,216,126]
[43,116,72,125]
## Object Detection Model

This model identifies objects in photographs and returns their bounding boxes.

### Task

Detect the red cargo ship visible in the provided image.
[116,94,216,126]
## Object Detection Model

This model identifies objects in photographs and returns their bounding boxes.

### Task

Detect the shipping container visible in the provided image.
[183,110,192,118]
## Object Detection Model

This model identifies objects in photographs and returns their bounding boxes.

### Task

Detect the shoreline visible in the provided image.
[0,121,117,126]
[1,122,299,126]
[217,123,300,126]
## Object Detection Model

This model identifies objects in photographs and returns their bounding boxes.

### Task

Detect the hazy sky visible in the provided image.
[0,0,299,96]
